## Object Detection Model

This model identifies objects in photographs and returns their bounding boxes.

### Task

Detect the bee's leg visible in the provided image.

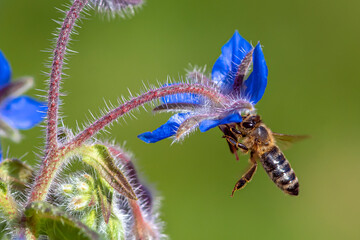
[219,125,241,160]
[231,152,258,196]
[230,127,242,136]
[223,136,248,152]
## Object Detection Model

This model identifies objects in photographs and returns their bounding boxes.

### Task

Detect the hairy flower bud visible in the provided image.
[70,195,91,211]
[61,184,74,194]
[106,144,165,239]
[59,175,94,212]
[76,181,90,193]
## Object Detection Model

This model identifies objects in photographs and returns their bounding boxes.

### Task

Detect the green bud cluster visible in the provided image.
[58,170,125,239]
[60,173,95,211]
[60,174,95,211]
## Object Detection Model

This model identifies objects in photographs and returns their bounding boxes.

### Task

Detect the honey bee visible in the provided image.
[219,114,307,196]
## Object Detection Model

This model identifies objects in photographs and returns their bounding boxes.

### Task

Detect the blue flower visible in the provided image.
[138,31,268,143]
[0,51,47,158]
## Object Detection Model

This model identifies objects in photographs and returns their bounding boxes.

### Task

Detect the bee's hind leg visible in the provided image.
[231,151,258,196]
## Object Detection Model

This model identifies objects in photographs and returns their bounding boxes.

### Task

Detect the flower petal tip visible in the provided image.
[211,31,253,93]
[137,132,158,144]
[0,96,47,130]
[138,113,190,143]
[0,51,12,88]
[243,43,268,104]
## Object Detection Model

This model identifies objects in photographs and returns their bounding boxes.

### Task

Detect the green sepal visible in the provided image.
[25,201,102,240]
[81,209,98,230]
[60,172,121,235]
[0,180,18,221]
[0,159,33,192]
[78,144,136,200]
[0,221,11,240]
[96,179,113,224]
[106,215,125,240]
[0,118,21,142]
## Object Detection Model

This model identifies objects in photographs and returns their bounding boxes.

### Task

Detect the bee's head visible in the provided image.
[240,114,261,131]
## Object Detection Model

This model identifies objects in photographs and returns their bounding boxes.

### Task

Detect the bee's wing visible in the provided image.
[272,132,309,150]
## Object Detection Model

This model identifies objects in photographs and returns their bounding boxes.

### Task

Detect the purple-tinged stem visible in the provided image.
[27,0,88,205]
[27,148,67,203]
[129,199,157,239]
[68,83,230,148]
[46,0,88,155]
[28,83,228,203]
[108,145,158,238]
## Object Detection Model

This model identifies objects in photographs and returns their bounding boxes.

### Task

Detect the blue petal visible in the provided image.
[161,84,204,105]
[138,113,190,143]
[0,96,47,129]
[211,31,252,93]
[243,43,268,104]
[162,93,203,105]
[198,112,243,132]
[0,51,11,89]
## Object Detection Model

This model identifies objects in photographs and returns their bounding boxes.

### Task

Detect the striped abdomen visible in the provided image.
[260,146,299,196]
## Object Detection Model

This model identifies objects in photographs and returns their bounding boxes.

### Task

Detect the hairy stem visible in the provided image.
[27,148,68,203]
[69,83,229,147]
[46,0,88,155]
[28,0,88,205]
[28,83,228,203]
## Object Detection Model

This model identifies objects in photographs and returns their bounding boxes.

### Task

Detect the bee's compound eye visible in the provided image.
[242,121,254,129]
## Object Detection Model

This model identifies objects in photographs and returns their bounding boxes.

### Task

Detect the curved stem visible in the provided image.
[69,83,229,148]
[46,0,88,155]
[28,83,229,203]
[27,149,67,203]
[27,0,88,205]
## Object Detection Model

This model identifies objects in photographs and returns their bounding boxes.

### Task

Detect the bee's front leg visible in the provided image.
[230,127,244,136]
[223,136,249,153]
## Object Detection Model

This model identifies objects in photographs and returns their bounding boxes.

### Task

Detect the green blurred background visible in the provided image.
[1,0,359,239]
